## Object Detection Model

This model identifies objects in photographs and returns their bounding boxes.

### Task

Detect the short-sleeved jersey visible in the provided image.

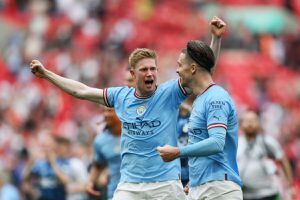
[103,79,187,183]
[188,84,242,187]
[93,130,121,198]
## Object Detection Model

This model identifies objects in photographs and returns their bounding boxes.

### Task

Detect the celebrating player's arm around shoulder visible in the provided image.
[29,60,106,105]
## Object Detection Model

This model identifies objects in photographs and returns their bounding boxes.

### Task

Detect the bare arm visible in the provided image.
[279,155,294,187]
[30,60,106,105]
[86,162,106,197]
[209,16,226,74]
[279,155,296,199]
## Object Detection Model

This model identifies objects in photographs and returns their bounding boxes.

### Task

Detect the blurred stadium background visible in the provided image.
[0,0,300,199]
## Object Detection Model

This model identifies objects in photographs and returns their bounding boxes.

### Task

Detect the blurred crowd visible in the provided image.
[0,0,300,199]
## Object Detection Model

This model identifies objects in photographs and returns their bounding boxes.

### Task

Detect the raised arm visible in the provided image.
[29,60,106,105]
[209,16,226,74]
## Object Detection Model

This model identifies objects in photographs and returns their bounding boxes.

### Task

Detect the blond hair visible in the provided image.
[128,48,157,69]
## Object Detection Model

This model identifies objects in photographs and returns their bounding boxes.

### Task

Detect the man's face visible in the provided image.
[241,111,260,136]
[131,58,157,96]
[176,53,193,88]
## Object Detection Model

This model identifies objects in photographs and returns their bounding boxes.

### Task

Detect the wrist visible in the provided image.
[179,146,187,157]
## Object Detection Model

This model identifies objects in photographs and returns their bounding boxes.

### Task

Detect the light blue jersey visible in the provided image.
[93,130,121,198]
[182,84,242,187]
[103,79,187,183]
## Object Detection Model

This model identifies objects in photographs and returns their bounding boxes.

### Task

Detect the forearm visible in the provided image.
[50,162,70,185]
[281,156,294,186]
[44,69,104,104]
[88,163,104,184]
[180,137,223,157]
[180,128,225,157]
[45,69,86,97]
[210,35,221,74]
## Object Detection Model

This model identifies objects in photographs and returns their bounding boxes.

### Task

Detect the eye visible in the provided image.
[150,67,156,71]
[140,68,147,72]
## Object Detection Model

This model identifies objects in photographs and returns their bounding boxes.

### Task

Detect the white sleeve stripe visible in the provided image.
[103,88,111,107]
[207,123,227,130]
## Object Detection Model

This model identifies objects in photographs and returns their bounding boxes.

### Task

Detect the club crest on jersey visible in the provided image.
[136,106,146,116]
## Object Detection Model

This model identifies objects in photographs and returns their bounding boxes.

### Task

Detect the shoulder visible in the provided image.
[208,85,229,98]
[260,134,281,147]
[205,85,233,105]
[158,79,180,89]
[106,86,133,94]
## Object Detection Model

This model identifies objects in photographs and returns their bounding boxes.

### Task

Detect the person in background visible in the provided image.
[86,107,122,200]
[86,69,134,200]
[238,110,295,200]
[0,167,21,200]
[177,95,194,187]
[23,135,73,200]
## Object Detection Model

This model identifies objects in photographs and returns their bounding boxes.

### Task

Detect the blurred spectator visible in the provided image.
[0,168,21,200]
[86,107,122,200]
[176,96,194,187]
[86,70,133,200]
[237,110,295,200]
[22,135,81,200]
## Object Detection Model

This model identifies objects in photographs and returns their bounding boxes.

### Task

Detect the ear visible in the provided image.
[130,69,136,79]
[191,64,197,75]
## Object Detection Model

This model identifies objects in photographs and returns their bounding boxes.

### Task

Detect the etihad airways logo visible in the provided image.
[123,120,161,129]
[123,120,161,136]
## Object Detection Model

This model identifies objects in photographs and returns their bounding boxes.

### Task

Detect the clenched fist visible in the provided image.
[157,145,180,162]
[29,60,46,78]
[210,16,226,38]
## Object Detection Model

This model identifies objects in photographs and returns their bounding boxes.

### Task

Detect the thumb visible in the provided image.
[157,146,163,152]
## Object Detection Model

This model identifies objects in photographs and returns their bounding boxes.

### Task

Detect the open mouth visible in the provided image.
[145,80,154,86]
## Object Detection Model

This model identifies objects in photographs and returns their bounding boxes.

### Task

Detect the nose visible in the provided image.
[146,69,153,76]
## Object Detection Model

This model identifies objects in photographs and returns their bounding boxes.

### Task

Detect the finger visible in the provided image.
[32,59,40,64]
[211,20,220,27]
[87,189,101,197]
[218,23,225,28]
[210,19,218,25]
[31,67,37,74]
[219,21,226,27]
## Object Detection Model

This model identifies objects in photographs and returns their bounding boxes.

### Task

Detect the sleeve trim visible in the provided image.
[103,88,112,107]
[207,123,227,130]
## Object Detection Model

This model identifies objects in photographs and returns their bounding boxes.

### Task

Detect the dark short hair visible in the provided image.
[183,40,215,72]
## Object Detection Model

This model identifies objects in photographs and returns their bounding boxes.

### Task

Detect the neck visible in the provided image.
[190,72,214,96]
[135,86,156,98]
